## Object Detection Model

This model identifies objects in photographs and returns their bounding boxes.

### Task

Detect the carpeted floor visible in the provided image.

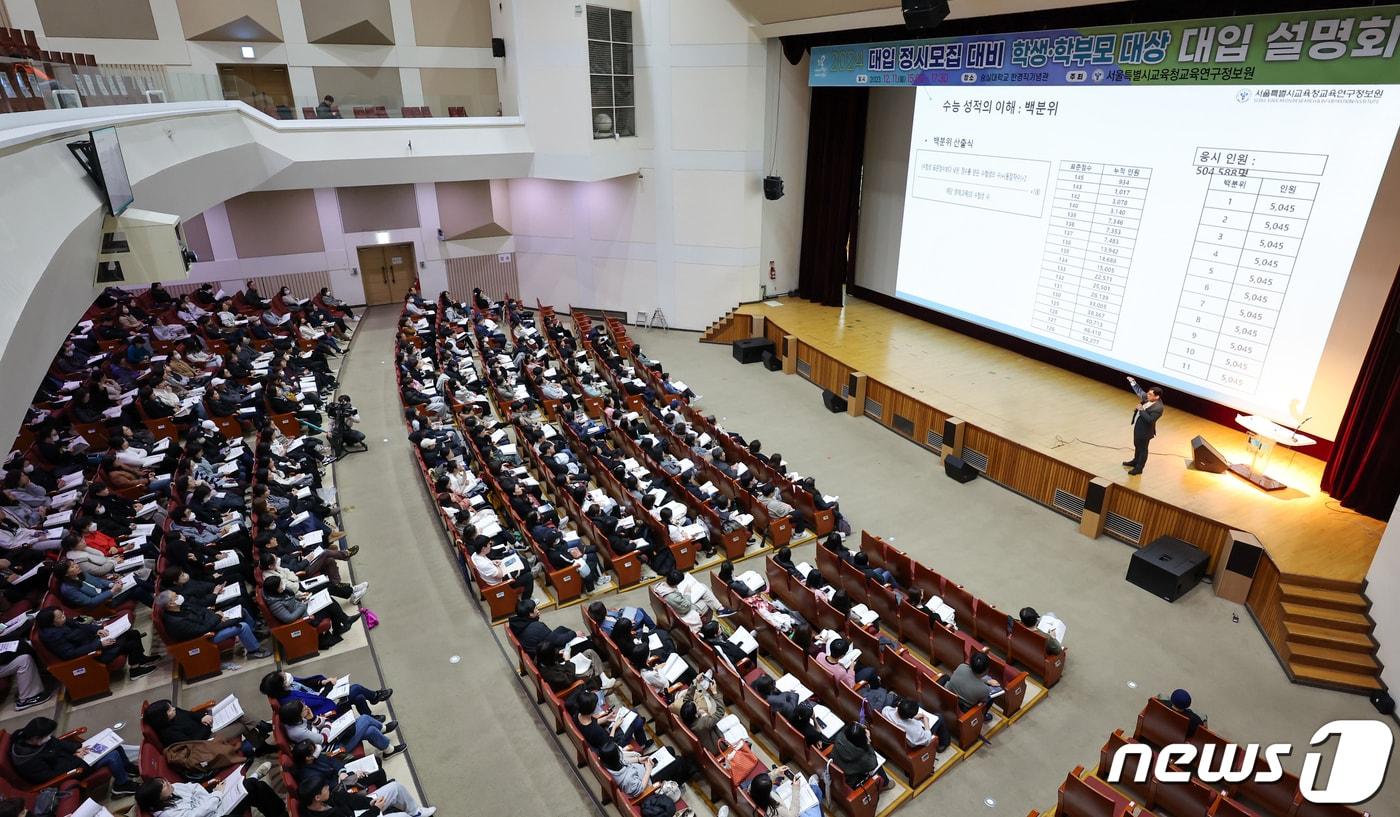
[331,306,1397,815]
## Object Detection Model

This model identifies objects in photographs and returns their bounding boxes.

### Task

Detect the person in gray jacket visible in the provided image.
[261,575,358,635]
[135,772,285,817]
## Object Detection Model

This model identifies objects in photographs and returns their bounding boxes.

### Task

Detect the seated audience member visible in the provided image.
[1161,688,1208,737]
[141,698,270,776]
[831,722,888,789]
[156,589,270,658]
[1019,606,1066,654]
[586,600,657,635]
[947,652,1001,727]
[669,671,726,752]
[9,715,139,795]
[508,597,596,659]
[717,560,765,598]
[698,620,749,670]
[858,673,899,712]
[748,767,825,817]
[599,741,697,798]
[260,670,392,717]
[262,574,359,642]
[881,698,950,752]
[569,686,649,750]
[811,637,868,688]
[0,613,51,711]
[137,773,288,817]
[297,774,435,817]
[655,569,731,630]
[288,738,389,798]
[278,700,406,758]
[36,607,159,678]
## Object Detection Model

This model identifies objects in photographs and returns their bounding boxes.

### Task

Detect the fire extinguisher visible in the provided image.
[769,261,777,281]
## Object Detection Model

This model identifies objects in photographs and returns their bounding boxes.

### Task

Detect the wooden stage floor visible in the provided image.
[734,297,1383,583]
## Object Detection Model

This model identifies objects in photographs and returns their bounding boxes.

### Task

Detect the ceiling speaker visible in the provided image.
[763,176,785,201]
[902,0,950,30]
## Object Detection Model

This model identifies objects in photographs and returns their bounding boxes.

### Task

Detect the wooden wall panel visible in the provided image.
[795,342,848,394]
[963,425,1094,512]
[1246,554,1289,663]
[1103,488,1231,571]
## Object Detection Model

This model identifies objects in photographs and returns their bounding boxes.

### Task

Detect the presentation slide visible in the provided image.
[894,84,1400,423]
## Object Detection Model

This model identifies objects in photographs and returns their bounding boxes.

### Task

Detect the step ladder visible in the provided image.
[649,308,669,331]
[634,311,650,328]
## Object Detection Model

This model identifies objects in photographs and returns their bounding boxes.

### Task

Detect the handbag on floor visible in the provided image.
[361,608,380,629]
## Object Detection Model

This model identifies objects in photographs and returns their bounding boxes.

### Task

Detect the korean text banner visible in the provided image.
[808,5,1400,87]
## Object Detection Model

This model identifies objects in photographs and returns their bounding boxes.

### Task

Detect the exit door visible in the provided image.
[357,243,418,305]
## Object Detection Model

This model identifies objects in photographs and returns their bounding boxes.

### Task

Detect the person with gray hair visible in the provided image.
[155,589,270,658]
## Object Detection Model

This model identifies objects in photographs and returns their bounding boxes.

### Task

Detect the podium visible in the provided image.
[1230,414,1314,491]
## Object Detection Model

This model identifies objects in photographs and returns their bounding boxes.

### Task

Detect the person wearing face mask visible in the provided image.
[9,715,138,796]
[259,670,391,717]
[76,515,126,556]
[262,575,359,640]
[288,738,388,799]
[36,607,160,678]
[55,557,151,608]
[155,590,270,658]
[298,775,435,817]
[63,531,121,578]
[278,700,405,759]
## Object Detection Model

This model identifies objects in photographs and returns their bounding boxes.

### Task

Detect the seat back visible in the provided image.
[1136,698,1192,748]
[1060,771,1127,817]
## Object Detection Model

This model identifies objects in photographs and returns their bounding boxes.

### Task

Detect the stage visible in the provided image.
[721,297,1382,585]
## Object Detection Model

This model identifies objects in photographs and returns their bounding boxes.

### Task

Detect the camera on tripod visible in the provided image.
[327,395,367,458]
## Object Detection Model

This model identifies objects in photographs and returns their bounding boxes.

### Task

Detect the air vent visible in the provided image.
[924,428,943,449]
[796,359,812,378]
[892,414,914,437]
[1104,512,1144,543]
[864,398,883,419]
[840,384,849,398]
[962,448,988,472]
[1053,489,1085,519]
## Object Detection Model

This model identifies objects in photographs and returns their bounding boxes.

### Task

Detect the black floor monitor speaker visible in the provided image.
[902,0,950,29]
[761,350,782,371]
[822,389,847,413]
[732,337,774,364]
[944,455,977,483]
[1191,435,1230,473]
[1127,536,1209,602]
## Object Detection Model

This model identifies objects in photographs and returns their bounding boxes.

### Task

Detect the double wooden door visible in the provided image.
[357,243,418,305]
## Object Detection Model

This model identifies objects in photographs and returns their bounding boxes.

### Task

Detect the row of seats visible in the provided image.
[1030,698,1365,817]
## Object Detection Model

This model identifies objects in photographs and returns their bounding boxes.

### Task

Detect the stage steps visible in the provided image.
[1275,578,1383,694]
[699,307,751,344]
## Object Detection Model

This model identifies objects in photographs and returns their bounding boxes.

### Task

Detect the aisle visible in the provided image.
[331,306,591,813]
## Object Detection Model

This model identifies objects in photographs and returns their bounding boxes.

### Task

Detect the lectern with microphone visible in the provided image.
[1231,414,1314,491]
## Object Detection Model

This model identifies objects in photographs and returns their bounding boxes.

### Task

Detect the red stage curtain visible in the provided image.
[797,87,868,307]
[1322,265,1400,519]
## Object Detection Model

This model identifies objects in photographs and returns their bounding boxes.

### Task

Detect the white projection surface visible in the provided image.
[894,84,1400,421]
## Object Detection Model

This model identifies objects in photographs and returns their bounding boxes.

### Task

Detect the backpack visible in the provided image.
[663,589,693,616]
[639,793,677,817]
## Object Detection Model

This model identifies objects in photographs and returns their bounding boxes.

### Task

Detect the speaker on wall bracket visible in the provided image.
[902,0,951,30]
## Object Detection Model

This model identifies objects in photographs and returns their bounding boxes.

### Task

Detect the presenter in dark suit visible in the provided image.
[1124,377,1163,475]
